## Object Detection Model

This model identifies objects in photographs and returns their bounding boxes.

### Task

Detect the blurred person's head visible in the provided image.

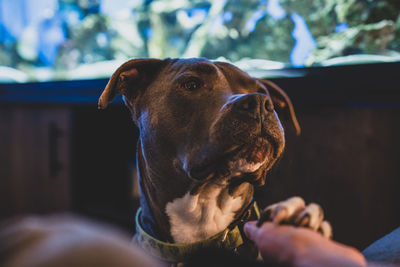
[0,214,161,267]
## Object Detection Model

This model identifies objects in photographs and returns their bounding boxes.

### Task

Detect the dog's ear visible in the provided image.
[98,58,167,110]
[258,79,301,135]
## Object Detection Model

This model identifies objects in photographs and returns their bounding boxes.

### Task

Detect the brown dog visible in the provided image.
[98,58,331,262]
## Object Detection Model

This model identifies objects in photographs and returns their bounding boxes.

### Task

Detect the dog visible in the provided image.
[98,58,332,263]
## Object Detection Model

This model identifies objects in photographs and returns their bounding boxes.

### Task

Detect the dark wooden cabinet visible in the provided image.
[0,103,139,229]
[0,106,71,217]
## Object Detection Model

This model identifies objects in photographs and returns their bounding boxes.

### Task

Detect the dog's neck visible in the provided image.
[165,180,253,243]
[137,142,254,243]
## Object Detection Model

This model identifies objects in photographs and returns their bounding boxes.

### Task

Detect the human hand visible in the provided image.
[244,221,367,267]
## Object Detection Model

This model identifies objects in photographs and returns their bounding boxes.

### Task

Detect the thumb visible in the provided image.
[244,221,259,241]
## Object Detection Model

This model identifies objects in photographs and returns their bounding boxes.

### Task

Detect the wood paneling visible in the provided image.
[0,107,71,218]
[256,107,400,250]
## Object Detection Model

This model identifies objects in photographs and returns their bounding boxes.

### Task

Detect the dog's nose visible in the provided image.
[233,93,274,118]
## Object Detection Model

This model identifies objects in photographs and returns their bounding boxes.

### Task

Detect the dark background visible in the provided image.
[1,62,399,250]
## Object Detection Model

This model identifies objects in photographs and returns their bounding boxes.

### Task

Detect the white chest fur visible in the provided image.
[165,183,245,243]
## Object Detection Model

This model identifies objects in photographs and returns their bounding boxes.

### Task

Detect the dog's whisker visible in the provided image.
[204,172,215,181]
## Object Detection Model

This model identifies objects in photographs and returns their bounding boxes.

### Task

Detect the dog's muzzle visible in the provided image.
[187,93,283,182]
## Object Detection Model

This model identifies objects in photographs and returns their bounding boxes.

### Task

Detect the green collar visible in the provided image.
[134,200,260,263]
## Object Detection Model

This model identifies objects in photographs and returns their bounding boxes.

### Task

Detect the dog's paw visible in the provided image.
[257,196,332,239]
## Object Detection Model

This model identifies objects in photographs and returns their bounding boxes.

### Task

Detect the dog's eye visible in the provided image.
[182,78,203,91]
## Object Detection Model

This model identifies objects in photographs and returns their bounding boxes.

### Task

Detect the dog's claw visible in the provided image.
[258,196,305,225]
[295,203,324,231]
[295,213,311,227]
[318,221,333,239]
[272,206,289,224]
[258,197,332,239]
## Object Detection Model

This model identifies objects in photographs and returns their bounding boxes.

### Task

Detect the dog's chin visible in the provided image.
[188,137,276,186]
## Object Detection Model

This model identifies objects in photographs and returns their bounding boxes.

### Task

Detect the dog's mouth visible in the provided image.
[188,137,275,183]
[228,137,271,175]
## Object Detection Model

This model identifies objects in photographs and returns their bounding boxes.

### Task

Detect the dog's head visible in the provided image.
[99,58,299,188]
